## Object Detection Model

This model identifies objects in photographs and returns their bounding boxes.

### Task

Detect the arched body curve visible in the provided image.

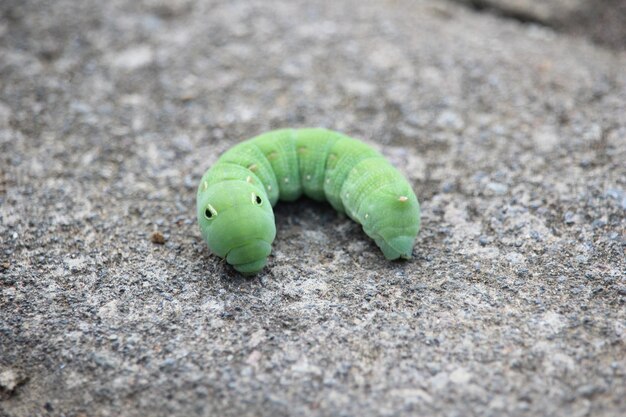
[197,128,420,275]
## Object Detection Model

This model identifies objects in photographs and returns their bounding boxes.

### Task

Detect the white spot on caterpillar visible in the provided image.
[202,181,208,191]
[284,177,289,184]
[398,196,409,202]
[246,176,253,183]
[305,174,311,181]
[365,213,369,219]
[345,193,349,198]
[267,185,272,191]
[325,179,330,184]
[248,164,258,172]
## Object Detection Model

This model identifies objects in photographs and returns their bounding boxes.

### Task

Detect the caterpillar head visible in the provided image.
[197,180,276,275]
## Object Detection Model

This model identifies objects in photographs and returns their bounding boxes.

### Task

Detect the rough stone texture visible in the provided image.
[455,0,586,21]
[1,0,625,416]
[454,0,626,50]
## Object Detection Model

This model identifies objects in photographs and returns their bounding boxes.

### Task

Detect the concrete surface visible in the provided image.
[1,0,625,416]
[454,0,626,50]
[455,0,586,22]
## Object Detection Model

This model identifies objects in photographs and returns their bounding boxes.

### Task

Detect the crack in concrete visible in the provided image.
[450,0,550,26]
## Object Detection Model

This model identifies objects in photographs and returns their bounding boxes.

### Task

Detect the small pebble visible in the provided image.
[150,231,166,244]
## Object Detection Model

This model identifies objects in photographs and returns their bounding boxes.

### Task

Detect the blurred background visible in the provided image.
[455,0,626,50]
[1,1,624,416]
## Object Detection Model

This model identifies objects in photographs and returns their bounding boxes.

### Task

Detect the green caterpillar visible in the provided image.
[197,128,420,275]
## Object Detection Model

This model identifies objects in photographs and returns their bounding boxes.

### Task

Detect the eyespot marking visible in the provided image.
[204,204,217,220]
[251,193,262,205]
[398,196,409,202]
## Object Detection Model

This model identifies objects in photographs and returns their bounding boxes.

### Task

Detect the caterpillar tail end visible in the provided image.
[377,235,415,260]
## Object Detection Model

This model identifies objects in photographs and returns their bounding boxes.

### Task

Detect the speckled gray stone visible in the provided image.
[455,0,586,21]
[454,0,626,50]
[0,0,625,416]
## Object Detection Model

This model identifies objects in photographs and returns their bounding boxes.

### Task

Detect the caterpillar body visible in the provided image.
[197,128,420,275]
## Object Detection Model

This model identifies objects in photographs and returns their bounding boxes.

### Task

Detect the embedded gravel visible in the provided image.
[1,0,625,416]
